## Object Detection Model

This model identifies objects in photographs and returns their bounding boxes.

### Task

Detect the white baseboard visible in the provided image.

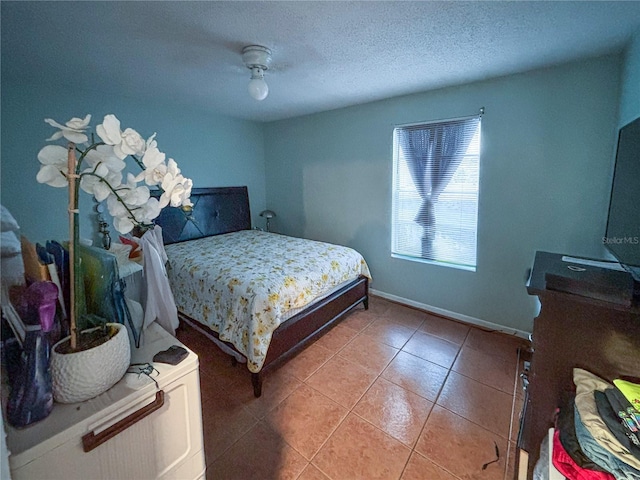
[369,288,531,339]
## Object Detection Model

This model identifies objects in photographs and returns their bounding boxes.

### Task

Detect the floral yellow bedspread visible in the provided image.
[165,230,371,372]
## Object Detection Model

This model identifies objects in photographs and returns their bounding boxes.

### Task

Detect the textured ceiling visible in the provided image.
[2,1,640,122]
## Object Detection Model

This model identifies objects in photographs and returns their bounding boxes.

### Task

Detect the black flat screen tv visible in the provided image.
[605,116,640,281]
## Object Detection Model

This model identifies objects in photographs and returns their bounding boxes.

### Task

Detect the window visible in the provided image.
[392,114,481,270]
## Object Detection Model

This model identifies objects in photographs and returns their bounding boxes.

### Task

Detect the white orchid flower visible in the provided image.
[175,177,194,208]
[120,174,151,207]
[38,113,192,236]
[96,115,121,145]
[45,115,91,144]
[106,176,160,234]
[96,115,145,160]
[78,145,126,201]
[120,128,146,157]
[106,192,128,218]
[167,158,181,175]
[83,145,126,174]
[141,144,165,170]
[135,143,167,186]
[133,196,161,224]
[36,145,69,187]
[158,159,182,208]
[161,174,193,208]
[158,158,193,207]
[145,133,158,152]
[127,185,151,207]
[112,215,135,235]
[79,165,122,202]
[107,184,139,235]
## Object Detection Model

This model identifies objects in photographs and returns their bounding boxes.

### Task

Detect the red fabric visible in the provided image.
[119,235,142,258]
[552,429,615,480]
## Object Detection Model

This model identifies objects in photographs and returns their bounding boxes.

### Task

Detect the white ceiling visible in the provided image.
[2,1,640,122]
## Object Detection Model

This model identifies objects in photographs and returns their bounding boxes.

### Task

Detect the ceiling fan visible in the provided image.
[242,45,272,101]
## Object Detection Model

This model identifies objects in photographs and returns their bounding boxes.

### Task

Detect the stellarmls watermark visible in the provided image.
[602,236,640,245]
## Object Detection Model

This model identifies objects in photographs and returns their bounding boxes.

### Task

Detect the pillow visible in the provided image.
[614,379,640,411]
[573,368,640,472]
[1,231,21,257]
[1,205,19,232]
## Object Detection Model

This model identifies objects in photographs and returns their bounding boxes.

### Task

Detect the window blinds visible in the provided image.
[392,115,481,269]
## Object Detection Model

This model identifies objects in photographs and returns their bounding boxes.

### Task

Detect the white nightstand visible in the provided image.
[3,323,206,480]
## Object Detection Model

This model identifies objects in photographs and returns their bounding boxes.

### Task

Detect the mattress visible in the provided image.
[165,230,371,372]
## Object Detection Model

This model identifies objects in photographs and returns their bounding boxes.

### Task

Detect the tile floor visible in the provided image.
[176,296,527,480]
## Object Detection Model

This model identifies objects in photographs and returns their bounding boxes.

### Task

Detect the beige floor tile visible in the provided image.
[452,345,518,394]
[464,329,522,362]
[176,326,250,387]
[354,377,433,447]
[367,295,395,316]
[298,463,331,480]
[278,341,335,381]
[201,389,258,464]
[225,367,303,419]
[266,384,348,460]
[401,452,460,480]
[402,331,461,369]
[209,421,307,480]
[313,322,359,353]
[179,310,522,480]
[341,307,376,331]
[382,351,449,401]
[382,304,426,329]
[198,370,220,406]
[362,317,416,349]
[436,372,513,439]
[313,413,411,480]
[419,314,470,345]
[339,333,399,375]
[202,360,252,391]
[415,405,507,480]
[306,355,378,408]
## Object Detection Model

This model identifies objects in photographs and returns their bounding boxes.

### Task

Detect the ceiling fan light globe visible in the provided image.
[248,78,269,101]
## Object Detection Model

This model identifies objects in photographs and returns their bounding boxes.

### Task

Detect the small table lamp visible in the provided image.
[259,210,276,232]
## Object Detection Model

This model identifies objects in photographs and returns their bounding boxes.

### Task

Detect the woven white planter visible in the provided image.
[50,323,131,404]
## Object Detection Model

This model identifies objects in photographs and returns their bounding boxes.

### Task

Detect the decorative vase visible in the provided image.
[50,323,131,403]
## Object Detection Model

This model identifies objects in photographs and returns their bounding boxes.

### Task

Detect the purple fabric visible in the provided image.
[29,281,58,332]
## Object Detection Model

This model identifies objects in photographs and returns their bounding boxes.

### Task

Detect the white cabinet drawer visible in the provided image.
[6,324,206,480]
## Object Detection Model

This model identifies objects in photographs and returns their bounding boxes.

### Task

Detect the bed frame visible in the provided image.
[152,186,369,397]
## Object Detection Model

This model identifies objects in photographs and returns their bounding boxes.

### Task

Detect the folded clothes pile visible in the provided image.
[551,368,640,480]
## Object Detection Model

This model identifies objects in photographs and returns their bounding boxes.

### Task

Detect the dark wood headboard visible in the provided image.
[151,186,251,244]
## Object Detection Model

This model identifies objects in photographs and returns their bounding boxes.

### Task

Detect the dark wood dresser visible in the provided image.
[517,251,640,479]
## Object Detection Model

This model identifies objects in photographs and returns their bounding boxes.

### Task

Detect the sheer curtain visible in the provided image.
[397,116,480,259]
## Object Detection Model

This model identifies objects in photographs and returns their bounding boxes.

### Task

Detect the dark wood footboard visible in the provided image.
[179,275,368,397]
[253,275,369,396]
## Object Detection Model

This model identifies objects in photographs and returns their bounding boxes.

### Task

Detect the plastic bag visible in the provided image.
[5,282,57,428]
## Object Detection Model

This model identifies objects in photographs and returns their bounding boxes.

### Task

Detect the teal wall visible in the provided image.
[1,82,265,244]
[2,47,629,335]
[263,55,622,334]
[619,30,640,127]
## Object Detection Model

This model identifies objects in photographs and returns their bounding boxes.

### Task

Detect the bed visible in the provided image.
[151,186,370,397]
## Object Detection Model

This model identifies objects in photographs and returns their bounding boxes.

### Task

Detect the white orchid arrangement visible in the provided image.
[37,114,193,234]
